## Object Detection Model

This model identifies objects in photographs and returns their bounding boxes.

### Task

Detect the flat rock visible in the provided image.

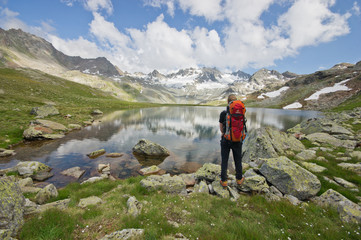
[0,149,15,157]
[337,162,361,176]
[60,167,86,179]
[140,174,186,194]
[68,124,82,130]
[16,161,51,177]
[305,132,356,149]
[211,179,230,199]
[99,229,144,240]
[78,196,103,208]
[32,171,54,181]
[239,175,269,193]
[30,105,59,118]
[300,162,327,173]
[106,153,123,158]
[296,150,317,161]
[349,151,361,160]
[34,119,67,131]
[312,189,361,223]
[87,149,106,158]
[333,177,357,189]
[139,165,161,175]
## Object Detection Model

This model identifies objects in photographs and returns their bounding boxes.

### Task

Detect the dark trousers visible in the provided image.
[220,139,243,181]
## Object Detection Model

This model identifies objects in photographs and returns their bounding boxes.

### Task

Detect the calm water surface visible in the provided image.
[0,106,321,187]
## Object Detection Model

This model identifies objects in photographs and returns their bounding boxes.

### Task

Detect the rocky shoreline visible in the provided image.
[1,108,361,239]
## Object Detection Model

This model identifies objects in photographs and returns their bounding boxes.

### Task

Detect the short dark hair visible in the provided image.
[227,94,237,103]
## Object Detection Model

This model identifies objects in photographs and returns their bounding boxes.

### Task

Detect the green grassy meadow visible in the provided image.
[0,68,159,148]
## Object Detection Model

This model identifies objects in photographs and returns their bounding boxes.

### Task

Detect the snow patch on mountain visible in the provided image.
[258,86,290,99]
[283,102,303,109]
[305,79,351,101]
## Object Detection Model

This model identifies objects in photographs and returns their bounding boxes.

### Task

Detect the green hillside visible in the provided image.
[0,68,158,148]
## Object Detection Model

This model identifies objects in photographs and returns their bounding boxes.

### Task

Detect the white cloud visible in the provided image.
[278,0,351,49]
[85,0,113,15]
[0,0,355,73]
[127,14,196,72]
[352,1,360,15]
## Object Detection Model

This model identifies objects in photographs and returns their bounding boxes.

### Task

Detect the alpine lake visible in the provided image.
[0,106,321,187]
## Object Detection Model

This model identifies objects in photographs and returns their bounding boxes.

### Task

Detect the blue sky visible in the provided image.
[0,0,360,74]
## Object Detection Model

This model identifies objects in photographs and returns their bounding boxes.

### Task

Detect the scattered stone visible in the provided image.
[87,149,106,158]
[180,173,196,186]
[323,176,340,186]
[81,174,108,184]
[194,181,209,193]
[243,127,305,165]
[78,196,103,208]
[17,177,33,188]
[0,149,15,157]
[30,105,59,118]
[106,153,123,158]
[316,156,328,162]
[127,196,142,217]
[25,199,71,215]
[194,163,222,182]
[64,114,72,118]
[140,174,186,195]
[32,171,54,181]
[296,150,317,161]
[99,229,144,240]
[42,133,65,139]
[132,139,170,158]
[320,147,333,152]
[300,162,327,173]
[35,184,58,204]
[284,194,301,205]
[312,189,361,223]
[98,163,111,174]
[139,165,161,175]
[68,124,82,130]
[83,121,93,126]
[305,133,356,149]
[211,179,230,198]
[349,151,361,160]
[259,156,321,200]
[336,157,352,162]
[60,167,86,179]
[270,186,283,198]
[20,186,42,194]
[0,176,26,237]
[337,162,361,176]
[333,177,357,189]
[239,175,269,193]
[91,109,103,115]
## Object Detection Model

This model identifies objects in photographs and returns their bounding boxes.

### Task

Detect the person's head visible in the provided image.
[227,94,237,103]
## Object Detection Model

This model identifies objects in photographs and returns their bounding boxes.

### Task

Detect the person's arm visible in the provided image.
[219,122,224,135]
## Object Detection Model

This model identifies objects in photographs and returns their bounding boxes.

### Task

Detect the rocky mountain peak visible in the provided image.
[250,68,284,85]
[331,63,354,70]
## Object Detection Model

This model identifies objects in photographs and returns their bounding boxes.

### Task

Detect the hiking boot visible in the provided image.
[236,177,245,186]
[220,180,228,189]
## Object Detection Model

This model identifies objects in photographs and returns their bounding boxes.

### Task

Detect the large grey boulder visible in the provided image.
[259,156,321,200]
[305,132,356,149]
[312,189,361,224]
[0,176,25,237]
[140,174,186,194]
[132,139,170,158]
[243,127,305,165]
[99,229,144,240]
[33,119,67,131]
[23,125,65,140]
[30,105,59,118]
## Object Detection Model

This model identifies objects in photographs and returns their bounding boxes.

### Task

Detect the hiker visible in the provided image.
[219,94,247,188]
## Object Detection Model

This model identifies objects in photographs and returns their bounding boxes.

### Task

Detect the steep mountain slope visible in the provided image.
[246,62,361,110]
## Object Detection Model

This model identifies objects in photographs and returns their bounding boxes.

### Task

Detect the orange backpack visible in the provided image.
[224,100,247,142]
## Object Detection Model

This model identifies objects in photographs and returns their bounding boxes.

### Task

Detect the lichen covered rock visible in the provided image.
[140,174,186,194]
[194,163,222,182]
[132,139,169,158]
[0,176,25,237]
[259,156,321,200]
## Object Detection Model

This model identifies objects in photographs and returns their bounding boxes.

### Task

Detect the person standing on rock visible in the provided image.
[219,94,247,188]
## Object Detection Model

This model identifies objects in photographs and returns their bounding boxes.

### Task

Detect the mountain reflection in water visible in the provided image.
[0,106,321,187]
